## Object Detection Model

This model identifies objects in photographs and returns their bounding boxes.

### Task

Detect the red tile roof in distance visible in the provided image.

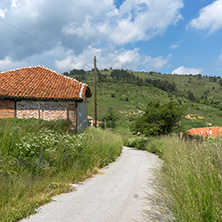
[0,66,92,101]
[187,127,222,138]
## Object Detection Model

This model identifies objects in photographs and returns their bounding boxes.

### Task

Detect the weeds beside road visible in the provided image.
[125,136,222,221]
[0,119,122,222]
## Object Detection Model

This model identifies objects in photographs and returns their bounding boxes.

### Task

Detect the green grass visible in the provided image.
[145,136,222,221]
[70,69,222,136]
[0,119,122,221]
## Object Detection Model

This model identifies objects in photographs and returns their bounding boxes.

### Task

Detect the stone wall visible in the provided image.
[0,99,89,131]
[0,100,15,118]
[16,100,75,121]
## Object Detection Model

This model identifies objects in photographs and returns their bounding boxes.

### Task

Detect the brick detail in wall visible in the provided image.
[0,100,15,118]
[17,100,76,122]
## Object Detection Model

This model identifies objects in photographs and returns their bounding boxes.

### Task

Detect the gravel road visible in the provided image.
[21,147,159,222]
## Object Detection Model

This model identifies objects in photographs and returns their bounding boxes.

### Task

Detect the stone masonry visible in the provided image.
[16,100,77,122]
[0,100,77,127]
[0,100,15,118]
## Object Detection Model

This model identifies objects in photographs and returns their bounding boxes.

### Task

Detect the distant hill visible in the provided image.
[64,68,222,135]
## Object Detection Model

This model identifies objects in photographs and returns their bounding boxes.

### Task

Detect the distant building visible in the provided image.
[87,115,102,127]
[87,115,94,127]
[0,66,92,132]
[187,127,222,138]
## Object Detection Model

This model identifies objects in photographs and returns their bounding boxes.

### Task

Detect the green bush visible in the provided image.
[130,101,185,136]
[146,138,164,156]
[124,137,148,150]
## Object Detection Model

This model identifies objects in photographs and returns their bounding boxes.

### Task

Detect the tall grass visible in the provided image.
[147,136,222,221]
[0,119,122,221]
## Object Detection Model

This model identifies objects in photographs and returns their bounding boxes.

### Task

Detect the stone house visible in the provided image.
[0,65,92,132]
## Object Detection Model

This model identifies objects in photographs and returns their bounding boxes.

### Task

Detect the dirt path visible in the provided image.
[21,147,159,222]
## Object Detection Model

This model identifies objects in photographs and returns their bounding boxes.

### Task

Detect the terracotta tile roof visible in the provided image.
[187,127,222,138]
[87,116,101,124]
[93,120,102,124]
[0,66,92,101]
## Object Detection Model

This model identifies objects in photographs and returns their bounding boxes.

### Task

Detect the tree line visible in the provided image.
[110,69,177,93]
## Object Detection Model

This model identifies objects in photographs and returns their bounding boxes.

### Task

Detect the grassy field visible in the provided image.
[151,137,222,221]
[66,69,222,137]
[0,119,122,221]
[1,68,221,221]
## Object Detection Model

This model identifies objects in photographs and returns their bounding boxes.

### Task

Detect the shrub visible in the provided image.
[124,137,148,150]
[106,107,119,128]
[130,101,185,136]
[146,138,164,156]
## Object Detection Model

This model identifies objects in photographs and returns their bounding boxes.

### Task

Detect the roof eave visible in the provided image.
[0,95,83,102]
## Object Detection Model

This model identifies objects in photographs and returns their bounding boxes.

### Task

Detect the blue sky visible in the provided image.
[0,0,222,76]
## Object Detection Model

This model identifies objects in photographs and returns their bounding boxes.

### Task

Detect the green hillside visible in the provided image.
[65,69,222,135]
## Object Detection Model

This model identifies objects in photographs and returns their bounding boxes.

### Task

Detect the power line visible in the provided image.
[0,18,69,58]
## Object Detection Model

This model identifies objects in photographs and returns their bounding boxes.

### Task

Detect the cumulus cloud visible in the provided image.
[172,66,202,75]
[55,46,170,72]
[63,0,183,44]
[0,57,24,71]
[0,0,183,71]
[189,0,222,33]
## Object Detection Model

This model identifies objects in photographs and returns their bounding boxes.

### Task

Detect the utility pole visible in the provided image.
[94,56,97,128]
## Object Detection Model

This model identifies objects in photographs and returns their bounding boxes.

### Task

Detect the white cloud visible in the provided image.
[0,57,26,71]
[172,66,202,75]
[11,0,19,8]
[145,54,171,70]
[218,54,222,62]
[170,40,182,49]
[0,9,7,18]
[170,44,179,49]
[55,46,170,72]
[189,0,222,33]
[63,0,184,44]
[0,0,181,71]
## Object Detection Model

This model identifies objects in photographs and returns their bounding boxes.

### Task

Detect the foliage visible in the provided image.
[111,69,144,86]
[144,78,177,93]
[65,67,222,135]
[130,101,185,136]
[124,136,148,150]
[0,119,122,221]
[64,69,87,81]
[64,69,86,76]
[187,90,196,101]
[149,136,222,221]
[105,107,119,128]
[110,69,177,92]
[145,137,164,156]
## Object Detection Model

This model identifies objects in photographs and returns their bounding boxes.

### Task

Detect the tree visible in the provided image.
[187,90,196,101]
[106,107,119,128]
[130,101,185,136]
